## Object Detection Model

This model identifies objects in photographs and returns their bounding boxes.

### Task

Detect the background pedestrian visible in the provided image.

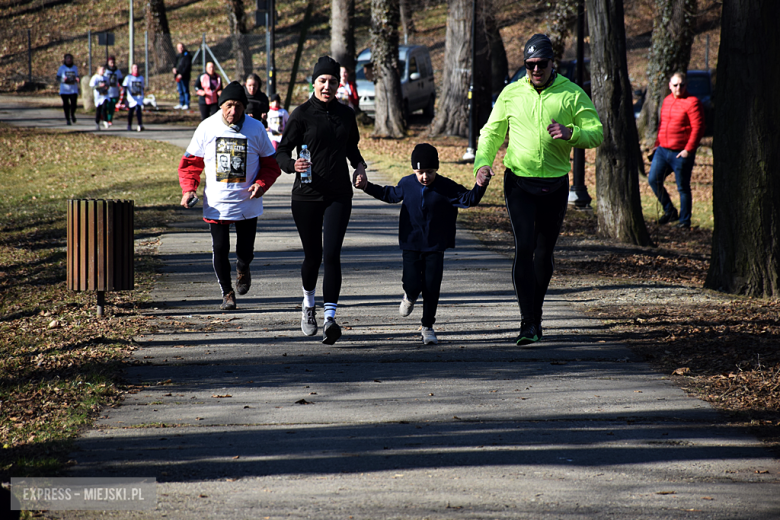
[647,71,705,229]
[57,53,79,125]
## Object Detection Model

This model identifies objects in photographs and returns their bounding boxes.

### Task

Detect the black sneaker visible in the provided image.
[657,207,679,225]
[675,221,691,229]
[516,320,540,346]
[220,290,236,310]
[322,317,342,345]
[236,269,251,295]
[71,116,76,123]
[536,319,543,340]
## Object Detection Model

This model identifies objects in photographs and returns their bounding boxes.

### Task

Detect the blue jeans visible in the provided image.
[647,146,696,226]
[176,79,190,106]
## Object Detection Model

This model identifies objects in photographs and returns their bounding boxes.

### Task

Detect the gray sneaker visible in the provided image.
[421,326,438,345]
[301,306,318,336]
[399,294,415,317]
[236,269,251,295]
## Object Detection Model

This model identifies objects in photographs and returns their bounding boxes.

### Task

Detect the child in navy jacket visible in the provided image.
[356,143,492,344]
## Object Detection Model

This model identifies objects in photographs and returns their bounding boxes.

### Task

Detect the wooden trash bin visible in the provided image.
[67,199,134,316]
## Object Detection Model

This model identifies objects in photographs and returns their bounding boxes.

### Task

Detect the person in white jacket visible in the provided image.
[89,65,108,131]
[56,53,79,125]
[122,64,145,131]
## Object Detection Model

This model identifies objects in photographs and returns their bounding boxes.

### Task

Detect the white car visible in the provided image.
[355,45,436,119]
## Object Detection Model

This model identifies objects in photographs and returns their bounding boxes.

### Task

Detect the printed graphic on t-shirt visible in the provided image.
[129,80,143,96]
[268,114,284,134]
[215,137,248,183]
[107,73,118,87]
[64,70,76,84]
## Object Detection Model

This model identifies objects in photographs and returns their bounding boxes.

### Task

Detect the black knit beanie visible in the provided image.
[411,143,439,170]
[524,34,555,61]
[312,56,340,80]
[219,81,248,108]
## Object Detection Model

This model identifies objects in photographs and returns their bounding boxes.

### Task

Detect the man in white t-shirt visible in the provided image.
[178,81,282,310]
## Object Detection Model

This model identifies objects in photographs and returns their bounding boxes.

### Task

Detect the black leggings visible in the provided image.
[199,101,218,121]
[291,198,352,304]
[403,250,444,328]
[95,103,105,123]
[209,218,258,295]
[61,94,77,120]
[504,170,568,323]
[127,106,143,127]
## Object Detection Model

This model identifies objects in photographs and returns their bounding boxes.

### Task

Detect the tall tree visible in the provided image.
[484,3,508,101]
[636,0,697,147]
[430,0,471,136]
[546,0,578,65]
[586,0,652,246]
[370,0,405,137]
[399,0,415,43]
[705,0,780,298]
[331,0,356,71]
[145,0,175,73]
[225,0,253,81]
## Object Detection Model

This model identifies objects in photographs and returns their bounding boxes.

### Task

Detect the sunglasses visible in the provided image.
[525,59,550,70]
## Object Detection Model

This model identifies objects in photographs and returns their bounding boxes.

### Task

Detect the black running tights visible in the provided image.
[291,198,352,304]
[209,218,257,295]
[504,170,568,323]
[61,94,77,121]
[402,250,444,328]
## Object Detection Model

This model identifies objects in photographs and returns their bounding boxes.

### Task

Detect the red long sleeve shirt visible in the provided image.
[654,92,705,153]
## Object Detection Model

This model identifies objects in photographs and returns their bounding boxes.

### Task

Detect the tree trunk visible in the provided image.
[586,0,652,246]
[636,0,697,147]
[429,0,471,137]
[473,1,493,130]
[225,0,253,81]
[370,0,405,138]
[546,0,578,65]
[145,0,175,73]
[705,0,780,298]
[484,1,508,99]
[400,0,415,42]
[331,0,356,71]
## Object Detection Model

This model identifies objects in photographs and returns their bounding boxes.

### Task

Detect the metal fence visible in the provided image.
[0,29,317,103]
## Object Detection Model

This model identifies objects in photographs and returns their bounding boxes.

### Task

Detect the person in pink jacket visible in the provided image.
[196,62,223,121]
[647,71,705,229]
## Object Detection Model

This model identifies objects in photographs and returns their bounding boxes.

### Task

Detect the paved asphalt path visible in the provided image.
[2,98,779,519]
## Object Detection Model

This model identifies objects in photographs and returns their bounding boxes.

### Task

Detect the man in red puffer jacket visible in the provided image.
[647,71,705,229]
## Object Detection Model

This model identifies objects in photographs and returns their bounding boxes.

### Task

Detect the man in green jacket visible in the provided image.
[474,34,603,346]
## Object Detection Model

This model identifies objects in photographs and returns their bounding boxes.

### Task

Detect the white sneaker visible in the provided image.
[137,125,144,132]
[399,294,415,317]
[173,104,182,109]
[182,104,189,110]
[421,327,438,345]
[102,121,109,129]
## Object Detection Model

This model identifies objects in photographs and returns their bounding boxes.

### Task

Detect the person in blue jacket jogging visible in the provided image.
[355,143,492,345]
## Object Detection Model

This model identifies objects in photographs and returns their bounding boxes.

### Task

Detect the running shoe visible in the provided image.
[182,105,189,110]
[658,207,679,225]
[399,294,415,317]
[71,116,77,123]
[137,125,144,132]
[421,326,438,345]
[173,104,182,109]
[236,269,251,295]
[322,317,341,345]
[220,291,236,310]
[301,306,318,336]
[516,320,540,346]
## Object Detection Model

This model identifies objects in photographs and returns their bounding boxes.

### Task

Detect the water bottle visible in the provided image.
[299,145,312,184]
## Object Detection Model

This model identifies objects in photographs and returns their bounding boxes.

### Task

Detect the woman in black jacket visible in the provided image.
[276,56,367,345]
